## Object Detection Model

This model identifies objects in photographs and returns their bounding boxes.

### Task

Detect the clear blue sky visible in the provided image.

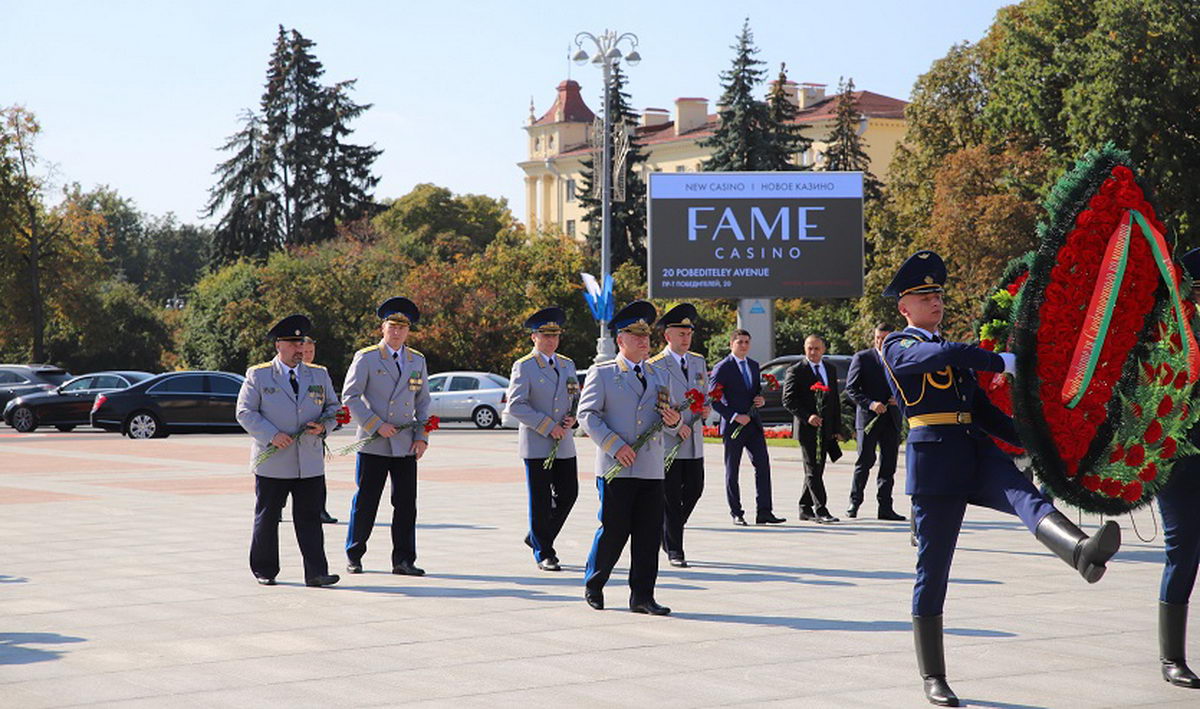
[4,1,1011,226]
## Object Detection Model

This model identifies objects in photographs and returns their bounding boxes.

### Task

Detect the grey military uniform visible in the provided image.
[237,358,340,478]
[648,347,709,460]
[579,357,679,480]
[506,350,579,459]
[342,343,431,457]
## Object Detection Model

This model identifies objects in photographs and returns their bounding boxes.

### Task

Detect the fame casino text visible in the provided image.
[685,205,827,260]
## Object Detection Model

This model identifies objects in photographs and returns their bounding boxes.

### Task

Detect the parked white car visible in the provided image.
[428,371,515,429]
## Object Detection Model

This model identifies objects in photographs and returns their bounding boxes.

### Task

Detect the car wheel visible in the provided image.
[10,406,37,432]
[126,411,165,439]
[472,405,499,429]
[55,425,76,432]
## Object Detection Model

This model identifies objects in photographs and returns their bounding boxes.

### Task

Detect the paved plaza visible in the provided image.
[0,426,1193,707]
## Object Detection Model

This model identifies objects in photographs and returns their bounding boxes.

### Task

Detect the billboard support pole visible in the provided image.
[736,298,775,364]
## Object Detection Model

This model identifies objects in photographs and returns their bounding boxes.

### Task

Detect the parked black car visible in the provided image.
[0,365,74,410]
[4,371,153,432]
[758,354,853,426]
[91,370,246,439]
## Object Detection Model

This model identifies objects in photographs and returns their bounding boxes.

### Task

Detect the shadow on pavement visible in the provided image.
[335,583,577,602]
[688,560,1001,586]
[0,632,86,665]
[0,574,28,584]
[960,699,1048,709]
[670,613,1015,637]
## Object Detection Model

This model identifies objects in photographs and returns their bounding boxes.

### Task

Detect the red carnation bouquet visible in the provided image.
[604,388,699,481]
[810,381,831,461]
[664,388,707,470]
[253,409,344,468]
[336,415,440,456]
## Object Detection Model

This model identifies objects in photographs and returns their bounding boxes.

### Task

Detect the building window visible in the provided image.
[566,219,576,237]
[565,179,577,202]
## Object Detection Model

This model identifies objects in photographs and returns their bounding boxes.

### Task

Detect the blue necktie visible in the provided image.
[739,360,751,389]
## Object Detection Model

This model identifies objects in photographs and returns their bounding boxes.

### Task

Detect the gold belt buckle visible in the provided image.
[956,412,969,424]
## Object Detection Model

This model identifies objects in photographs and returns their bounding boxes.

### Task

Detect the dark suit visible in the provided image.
[710,355,775,517]
[782,359,848,515]
[844,348,903,513]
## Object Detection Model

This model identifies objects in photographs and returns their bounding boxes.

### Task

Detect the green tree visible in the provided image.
[701,19,774,171]
[762,63,811,171]
[45,279,169,372]
[987,0,1200,242]
[822,77,883,202]
[316,79,382,236]
[206,110,279,263]
[374,183,517,260]
[577,62,648,270]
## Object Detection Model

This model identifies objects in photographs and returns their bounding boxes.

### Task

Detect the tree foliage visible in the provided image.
[763,63,812,171]
[700,19,774,172]
[823,77,883,202]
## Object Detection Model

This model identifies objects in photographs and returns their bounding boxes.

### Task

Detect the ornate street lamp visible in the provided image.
[573,29,640,364]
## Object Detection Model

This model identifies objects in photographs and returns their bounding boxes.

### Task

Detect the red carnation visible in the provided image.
[1158,395,1174,418]
[810,382,830,393]
[763,373,781,391]
[1161,437,1179,458]
[1125,444,1146,467]
[1145,420,1163,444]
[1082,475,1102,491]
[1139,463,1158,482]
[685,388,705,415]
[1175,371,1189,390]
[335,405,352,425]
[1161,362,1176,385]
[708,383,725,402]
[979,338,996,351]
[1132,403,1144,419]
[1171,332,1184,353]
[1108,443,1125,463]
[1122,481,1144,502]
[424,416,441,433]
[1100,478,1123,497]
[1141,361,1156,382]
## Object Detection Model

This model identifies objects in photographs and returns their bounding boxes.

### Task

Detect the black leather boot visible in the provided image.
[1034,511,1120,583]
[914,615,959,707]
[1161,601,1200,688]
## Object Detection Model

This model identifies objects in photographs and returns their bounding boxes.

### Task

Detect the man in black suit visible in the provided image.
[782,335,849,523]
[710,329,785,526]
[844,323,906,521]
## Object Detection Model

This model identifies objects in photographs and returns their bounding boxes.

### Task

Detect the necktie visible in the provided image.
[549,357,559,381]
[289,369,299,396]
[812,364,825,385]
[680,357,688,380]
[393,351,401,377]
[739,360,751,389]
[634,364,647,392]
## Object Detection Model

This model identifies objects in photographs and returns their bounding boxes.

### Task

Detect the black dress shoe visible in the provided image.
[255,576,276,586]
[630,599,671,616]
[923,675,959,706]
[346,560,363,574]
[668,556,689,568]
[755,513,787,524]
[585,590,604,610]
[320,510,338,524]
[537,557,561,571]
[878,509,907,521]
[815,512,840,524]
[523,533,534,549]
[731,514,748,526]
[798,508,816,521]
[393,561,426,576]
[846,505,859,518]
[305,574,339,587]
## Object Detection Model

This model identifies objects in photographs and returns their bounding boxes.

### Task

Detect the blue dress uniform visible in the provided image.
[647,303,710,567]
[235,314,340,587]
[1156,247,1200,688]
[341,297,432,576]
[580,301,679,614]
[882,251,1120,707]
[504,307,579,571]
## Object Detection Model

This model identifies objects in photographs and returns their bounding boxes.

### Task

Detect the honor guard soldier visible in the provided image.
[236,314,341,588]
[882,251,1121,707]
[504,306,580,572]
[647,303,710,567]
[342,296,432,577]
[580,301,682,615]
[1154,247,1200,688]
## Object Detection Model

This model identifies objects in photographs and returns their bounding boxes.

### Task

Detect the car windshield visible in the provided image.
[36,370,73,385]
[485,374,509,388]
[125,372,154,384]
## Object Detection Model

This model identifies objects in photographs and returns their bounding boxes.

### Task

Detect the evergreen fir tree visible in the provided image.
[822,77,883,201]
[700,19,773,171]
[762,63,812,171]
[315,79,383,236]
[260,26,328,245]
[577,63,648,270]
[204,110,279,262]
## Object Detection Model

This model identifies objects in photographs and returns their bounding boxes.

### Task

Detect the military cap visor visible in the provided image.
[525,306,566,334]
[377,296,420,326]
[610,300,657,335]
[268,314,312,341]
[884,250,947,299]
